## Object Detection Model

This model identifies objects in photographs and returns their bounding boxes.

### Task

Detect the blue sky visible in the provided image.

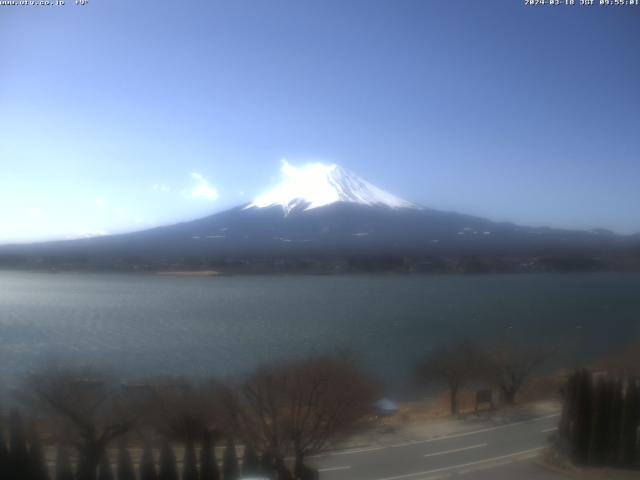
[1,0,639,243]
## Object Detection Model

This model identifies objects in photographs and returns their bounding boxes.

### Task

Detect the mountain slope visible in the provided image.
[0,202,634,259]
[0,163,638,272]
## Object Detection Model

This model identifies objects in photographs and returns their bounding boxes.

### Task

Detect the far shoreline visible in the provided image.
[1,268,640,278]
[155,270,222,277]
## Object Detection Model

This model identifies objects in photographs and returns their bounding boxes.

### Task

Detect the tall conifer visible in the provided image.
[222,439,239,480]
[607,378,624,465]
[139,444,157,480]
[98,451,114,480]
[54,446,74,480]
[588,377,610,465]
[0,423,10,480]
[241,444,260,477]
[620,379,640,466]
[182,441,198,480]
[570,370,593,464]
[29,426,50,480]
[9,410,30,480]
[116,442,135,480]
[158,442,178,480]
[199,434,218,480]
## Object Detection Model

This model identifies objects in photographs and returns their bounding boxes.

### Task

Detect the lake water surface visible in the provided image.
[1,271,639,394]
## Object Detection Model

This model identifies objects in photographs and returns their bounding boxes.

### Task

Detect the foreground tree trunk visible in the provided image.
[139,444,157,480]
[222,439,239,480]
[117,442,136,480]
[199,435,219,480]
[501,386,517,405]
[294,452,319,480]
[275,456,293,480]
[54,446,74,480]
[98,451,114,480]
[77,443,105,480]
[449,385,459,415]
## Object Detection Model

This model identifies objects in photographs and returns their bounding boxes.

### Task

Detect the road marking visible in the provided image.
[318,465,351,472]
[542,427,558,433]
[373,446,543,480]
[423,443,487,458]
[328,446,386,456]
[309,412,559,459]
[389,413,560,448]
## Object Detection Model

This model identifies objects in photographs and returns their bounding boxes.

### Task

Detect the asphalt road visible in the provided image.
[310,413,568,480]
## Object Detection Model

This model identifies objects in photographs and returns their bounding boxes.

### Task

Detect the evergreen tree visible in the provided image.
[182,441,198,480]
[98,451,114,480]
[588,377,610,465]
[570,370,593,464]
[558,372,577,443]
[0,423,9,480]
[54,446,74,480]
[29,426,51,480]
[139,444,157,480]
[274,456,292,480]
[606,378,624,465]
[260,450,274,475]
[260,450,275,480]
[9,410,31,480]
[620,379,640,467]
[561,371,640,469]
[158,442,178,480]
[75,455,90,480]
[116,442,135,480]
[241,444,259,477]
[199,434,218,480]
[222,439,239,480]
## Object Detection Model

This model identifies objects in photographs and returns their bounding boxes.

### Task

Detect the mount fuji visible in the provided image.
[245,161,417,213]
[1,162,638,273]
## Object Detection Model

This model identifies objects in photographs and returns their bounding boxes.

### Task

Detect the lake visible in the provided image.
[1,271,639,395]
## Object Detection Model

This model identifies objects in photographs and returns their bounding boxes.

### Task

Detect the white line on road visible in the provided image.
[389,413,560,449]
[423,443,487,458]
[318,465,351,473]
[309,413,559,459]
[328,446,386,456]
[542,427,558,433]
[373,446,544,480]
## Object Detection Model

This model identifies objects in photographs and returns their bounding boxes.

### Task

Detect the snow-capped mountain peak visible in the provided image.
[245,160,418,214]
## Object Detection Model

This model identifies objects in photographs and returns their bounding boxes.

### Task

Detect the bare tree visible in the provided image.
[22,365,144,480]
[415,342,482,415]
[223,353,377,471]
[141,378,221,443]
[283,354,377,459]
[479,342,549,405]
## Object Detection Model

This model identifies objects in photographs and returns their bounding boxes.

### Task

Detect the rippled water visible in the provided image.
[1,271,639,393]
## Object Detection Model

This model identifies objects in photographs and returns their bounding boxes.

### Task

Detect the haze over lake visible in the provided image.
[1,271,639,394]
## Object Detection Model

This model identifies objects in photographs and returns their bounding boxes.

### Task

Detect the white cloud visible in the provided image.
[67,229,110,239]
[248,159,336,209]
[189,172,219,201]
[29,207,43,216]
[95,197,107,207]
[153,183,171,192]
